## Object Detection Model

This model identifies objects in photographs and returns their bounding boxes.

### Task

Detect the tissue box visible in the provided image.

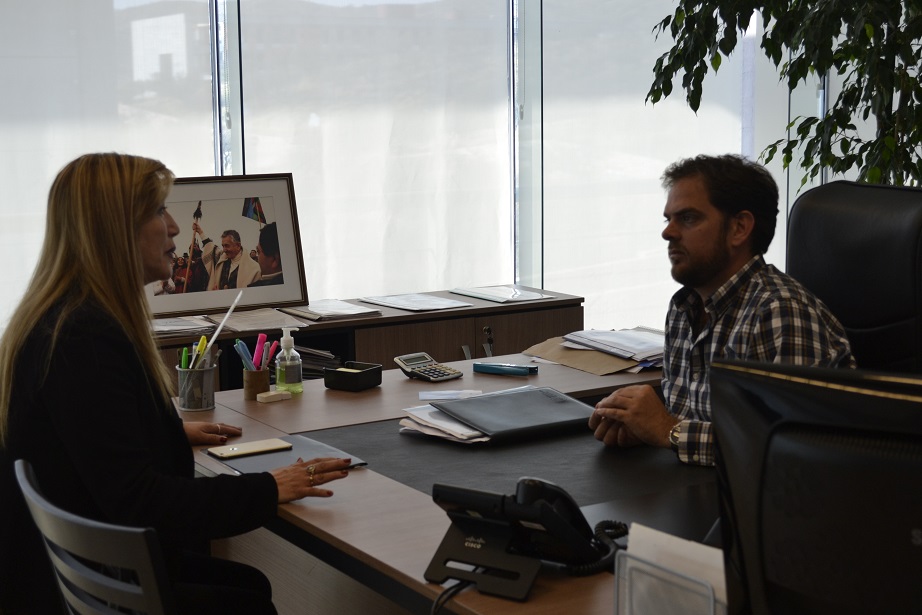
[323,361,383,392]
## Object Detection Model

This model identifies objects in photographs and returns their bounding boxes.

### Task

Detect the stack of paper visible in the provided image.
[206,308,308,332]
[294,345,341,379]
[151,316,216,339]
[280,299,381,321]
[399,405,491,443]
[563,327,665,361]
[360,293,472,312]
[450,285,554,303]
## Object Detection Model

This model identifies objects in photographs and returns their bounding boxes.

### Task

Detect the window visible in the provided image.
[526,2,792,329]
[0,1,800,335]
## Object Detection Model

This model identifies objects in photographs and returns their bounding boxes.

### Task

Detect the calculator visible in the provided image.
[394,352,463,382]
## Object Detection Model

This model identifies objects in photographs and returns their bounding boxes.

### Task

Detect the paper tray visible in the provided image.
[323,361,382,392]
[615,550,726,615]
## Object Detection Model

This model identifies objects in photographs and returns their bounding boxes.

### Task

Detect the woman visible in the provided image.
[0,153,352,614]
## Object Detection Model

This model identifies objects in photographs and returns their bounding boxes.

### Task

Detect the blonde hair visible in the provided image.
[0,153,175,445]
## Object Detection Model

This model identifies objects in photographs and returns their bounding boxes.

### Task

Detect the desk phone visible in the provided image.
[394,352,462,382]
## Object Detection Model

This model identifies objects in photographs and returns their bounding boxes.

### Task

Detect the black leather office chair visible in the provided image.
[786,180,922,373]
[14,459,176,615]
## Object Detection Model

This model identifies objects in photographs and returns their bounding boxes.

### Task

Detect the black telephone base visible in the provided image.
[424,523,541,601]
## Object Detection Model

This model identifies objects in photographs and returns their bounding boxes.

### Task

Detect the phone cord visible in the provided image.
[566,519,629,577]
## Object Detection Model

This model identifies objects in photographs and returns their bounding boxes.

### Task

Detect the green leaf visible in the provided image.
[675,9,685,28]
[648,1,922,185]
[867,166,882,183]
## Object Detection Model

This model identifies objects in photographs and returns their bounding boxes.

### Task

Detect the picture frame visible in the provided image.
[146,173,308,318]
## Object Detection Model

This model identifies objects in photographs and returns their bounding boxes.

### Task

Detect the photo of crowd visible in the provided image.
[152,196,284,296]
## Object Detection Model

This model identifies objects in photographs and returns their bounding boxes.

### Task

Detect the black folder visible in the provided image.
[216,434,366,474]
[428,387,594,442]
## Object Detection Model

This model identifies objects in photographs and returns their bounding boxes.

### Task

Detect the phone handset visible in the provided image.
[512,477,626,575]
[394,352,462,382]
[514,477,593,536]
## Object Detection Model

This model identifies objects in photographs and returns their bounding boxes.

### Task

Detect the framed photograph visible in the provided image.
[146,173,308,318]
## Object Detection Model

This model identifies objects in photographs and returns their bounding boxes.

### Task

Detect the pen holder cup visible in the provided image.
[176,365,218,412]
[243,369,271,401]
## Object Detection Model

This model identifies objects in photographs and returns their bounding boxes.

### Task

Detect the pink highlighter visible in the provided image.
[252,333,267,370]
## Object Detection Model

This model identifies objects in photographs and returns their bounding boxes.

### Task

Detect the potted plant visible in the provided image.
[646,1,922,186]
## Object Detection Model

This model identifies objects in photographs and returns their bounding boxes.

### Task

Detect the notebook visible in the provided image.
[215,434,366,474]
[428,387,594,442]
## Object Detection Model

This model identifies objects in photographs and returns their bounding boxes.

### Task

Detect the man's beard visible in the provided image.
[670,235,731,290]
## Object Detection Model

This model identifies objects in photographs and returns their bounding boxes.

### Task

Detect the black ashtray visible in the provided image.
[323,361,383,392]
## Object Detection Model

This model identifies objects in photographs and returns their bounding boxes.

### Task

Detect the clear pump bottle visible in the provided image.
[275,327,303,393]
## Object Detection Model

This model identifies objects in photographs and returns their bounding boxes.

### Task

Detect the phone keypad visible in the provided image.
[413,364,462,381]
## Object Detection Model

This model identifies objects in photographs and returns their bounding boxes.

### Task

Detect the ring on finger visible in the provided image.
[216,424,222,435]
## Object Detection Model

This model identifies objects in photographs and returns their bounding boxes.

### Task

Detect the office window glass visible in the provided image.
[538,1,790,330]
[1,0,804,339]
[236,1,514,300]
[0,1,216,326]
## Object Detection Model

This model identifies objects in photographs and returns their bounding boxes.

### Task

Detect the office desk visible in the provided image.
[183,357,715,615]
[213,353,662,434]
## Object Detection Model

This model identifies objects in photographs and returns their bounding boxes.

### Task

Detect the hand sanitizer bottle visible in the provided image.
[275,327,303,393]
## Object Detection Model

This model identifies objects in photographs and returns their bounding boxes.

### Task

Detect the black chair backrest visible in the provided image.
[13,459,176,615]
[787,180,922,373]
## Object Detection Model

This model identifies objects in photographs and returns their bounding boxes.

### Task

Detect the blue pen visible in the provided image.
[234,339,257,371]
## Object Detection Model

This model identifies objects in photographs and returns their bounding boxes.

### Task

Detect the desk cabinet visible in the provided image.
[352,306,583,365]
[160,287,584,389]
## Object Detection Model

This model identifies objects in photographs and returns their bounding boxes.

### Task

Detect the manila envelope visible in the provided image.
[522,337,637,376]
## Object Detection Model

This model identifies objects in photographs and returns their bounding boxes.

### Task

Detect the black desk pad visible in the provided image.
[301,419,715,509]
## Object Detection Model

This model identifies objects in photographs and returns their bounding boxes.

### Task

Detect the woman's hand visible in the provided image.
[183,421,243,446]
[271,457,352,502]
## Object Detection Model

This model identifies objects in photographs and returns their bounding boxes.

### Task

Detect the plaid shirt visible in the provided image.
[663,255,855,466]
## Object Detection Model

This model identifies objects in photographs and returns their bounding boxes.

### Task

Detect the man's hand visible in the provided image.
[588,406,642,447]
[589,384,677,449]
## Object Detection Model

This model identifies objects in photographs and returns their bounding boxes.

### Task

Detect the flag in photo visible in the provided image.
[242,196,267,224]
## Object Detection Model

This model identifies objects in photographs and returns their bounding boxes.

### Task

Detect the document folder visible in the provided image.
[215,434,366,474]
[428,387,594,442]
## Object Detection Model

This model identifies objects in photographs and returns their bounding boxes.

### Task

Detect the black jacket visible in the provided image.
[0,302,277,614]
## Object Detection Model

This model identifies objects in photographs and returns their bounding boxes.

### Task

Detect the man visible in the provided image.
[192,222,261,290]
[249,222,284,287]
[589,154,854,466]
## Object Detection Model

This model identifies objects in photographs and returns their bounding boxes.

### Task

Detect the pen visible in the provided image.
[234,339,257,371]
[181,346,189,369]
[195,290,243,368]
[265,340,279,367]
[190,335,206,369]
[260,341,270,370]
[252,333,267,369]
